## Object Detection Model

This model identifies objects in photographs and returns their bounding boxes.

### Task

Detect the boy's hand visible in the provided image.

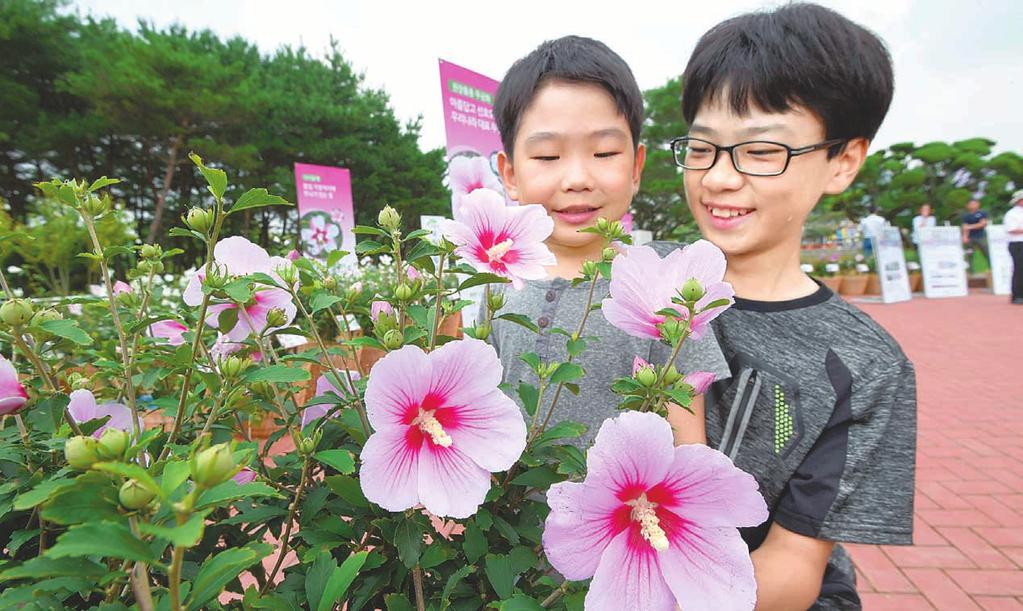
[751,523,834,610]
[667,394,707,446]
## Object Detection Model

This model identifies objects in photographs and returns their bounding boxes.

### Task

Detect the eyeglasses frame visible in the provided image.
[669,136,847,177]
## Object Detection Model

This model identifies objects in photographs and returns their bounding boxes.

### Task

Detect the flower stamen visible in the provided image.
[413,408,452,447]
[485,239,514,263]
[627,493,669,551]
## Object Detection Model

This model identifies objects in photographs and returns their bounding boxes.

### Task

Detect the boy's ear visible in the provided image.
[496,151,519,201]
[631,143,647,196]
[824,138,869,195]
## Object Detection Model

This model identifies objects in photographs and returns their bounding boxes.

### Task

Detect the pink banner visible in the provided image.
[294,162,356,268]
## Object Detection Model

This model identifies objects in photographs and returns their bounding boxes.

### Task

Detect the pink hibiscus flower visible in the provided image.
[149,319,188,346]
[301,371,361,429]
[67,389,144,439]
[370,300,393,323]
[0,355,28,416]
[359,338,526,518]
[601,241,734,341]
[232,467,257,485]
[112,280,132,295]
[300,215,340,256]
[182,236,297,341]
[543,411,767,610]
[440,188,556,289]
[445,154,502,205]
[684,371,716,394]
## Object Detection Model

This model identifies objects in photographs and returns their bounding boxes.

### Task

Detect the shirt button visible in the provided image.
[545,290,557,302]
[537,316,550,328]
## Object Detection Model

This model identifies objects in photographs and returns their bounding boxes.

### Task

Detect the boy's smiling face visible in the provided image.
[498,80,644,254]
[683,97,864,262]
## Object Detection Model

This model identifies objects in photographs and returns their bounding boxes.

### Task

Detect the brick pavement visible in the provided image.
[847,291,1023,610]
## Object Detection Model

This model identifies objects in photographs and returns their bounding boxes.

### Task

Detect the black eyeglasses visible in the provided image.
[669,136,847,177]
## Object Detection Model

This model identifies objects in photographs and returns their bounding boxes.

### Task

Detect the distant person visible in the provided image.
[961,199,989,271]
[1005,190,1023,304]
[911,203,936,246]
[858,206,887,256]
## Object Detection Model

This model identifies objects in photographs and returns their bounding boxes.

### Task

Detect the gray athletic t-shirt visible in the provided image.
[488,241,730,446]
[706,282,917,609]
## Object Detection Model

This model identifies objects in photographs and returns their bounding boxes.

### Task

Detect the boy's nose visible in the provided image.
[700,150,745,192]
[561,157,595,191]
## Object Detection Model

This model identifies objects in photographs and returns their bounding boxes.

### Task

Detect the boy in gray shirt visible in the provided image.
[488,36,729,446]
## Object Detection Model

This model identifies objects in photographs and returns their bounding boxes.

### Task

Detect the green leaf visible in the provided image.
[330,551,369,610]
[305,550,336,611]
[517,383,539,417]
[195,481,283,510]
[566,337,587,357]
[458,273,510,291]
[384,593,415,611]
[41,473,122,525]
[497,312,539,333]
[48,521,156,562]
[702,298,733,310]
[187,543,272,610]
[353,225,389,237]
[484,554,515,599]
[88,177,120,192]
[355,240,385,254]
[440,565,476,611]
[0,556,108,582]
[313,450,355,474]
[217,307,239,333]
[461,520,488,564]
[550,363,584,385]
[499,595,544,611]
[326,249,347,268]
[394,518,424,569]
[310,292,346,314]
[169,227,207,242]
[243,364,310,384]
[231,188,291,215]
[189,152,228,200]
[492,516,520,545]
[137,510,208,546]
[324,475,368,507]
[518,352,541,372]
[553,445,587,476]
[510,467,562,489]
[223,278,253,303]
[39,319,92,345]
[13,478,75,511]
[536,421,587,446]
[160,460,192,498]
[91,461,161,497]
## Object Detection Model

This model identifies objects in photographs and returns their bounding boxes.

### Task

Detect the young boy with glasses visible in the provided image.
[677,4,917,609]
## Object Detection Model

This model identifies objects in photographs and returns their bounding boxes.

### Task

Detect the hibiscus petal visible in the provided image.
[300,403,331,429]
[214,236,272,276]
[601,297,661,340]
[586,529,678,611]
[443,388,525,472]
[416,444,491,519]
[684,239,728,286]
[428,338,502,407]
[364,345,432,430]
[658,522,759,611]
[0,355,27,413]
[67,388,99,424]
[542,481,623,580]
[656,444,768,528]
[182,272,204,307]
[359,428,421,512]
[586,411,675,499]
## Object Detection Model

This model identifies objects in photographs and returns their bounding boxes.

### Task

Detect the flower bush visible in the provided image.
[0,155,765,610]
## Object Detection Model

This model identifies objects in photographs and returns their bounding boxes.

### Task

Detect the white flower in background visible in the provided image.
[379,254,393,266]
[800,263,815,273]
[300,215,340,256]
[825,263,841,274]
[855,263,870,273]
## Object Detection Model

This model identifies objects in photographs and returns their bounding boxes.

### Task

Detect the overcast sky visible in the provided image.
[70,0,1022,155]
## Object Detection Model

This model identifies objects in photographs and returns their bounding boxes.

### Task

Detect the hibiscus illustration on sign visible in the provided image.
[440,188,556,289]
[543,411,767,610]
[602,240,734,341]
[359,338,526,518]
[300,213,341,256]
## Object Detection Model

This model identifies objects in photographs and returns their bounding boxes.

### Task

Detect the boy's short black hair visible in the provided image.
[495,36,643,158]
[682,3,894,147]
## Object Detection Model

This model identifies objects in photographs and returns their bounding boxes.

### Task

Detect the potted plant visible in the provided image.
[817,253,844,292]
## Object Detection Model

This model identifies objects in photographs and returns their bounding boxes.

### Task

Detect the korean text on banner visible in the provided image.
[917,226,969,298]
[874,227,912,303]
[294,163,356,270]
[986,225,1013,296]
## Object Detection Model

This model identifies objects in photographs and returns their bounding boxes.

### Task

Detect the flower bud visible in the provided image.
[81,195,109,217]
[681,278,705,303]
[487,290,505,312]
[300,436,317,455]
[29,308,63,341]
[220,355,251,380]
[265,307,288,328]
[321,275,337,292]
[65,435,100,470]
[383,329,404,350]
[602,247,617,262]
[203,263,230,290]
[377,205,401,231]
[658,318,686,344]
[118,479,156,510]
[474,322,491,341]
[67,372,91,392]
[635,365,658,387]
[595,217,610,232]
[394,283,415,302]
[96,428,130,460]
[184,207,214,234]
[275,261,299,287]
[346,281,363,301]
[662,365,683,385]
[191,443,236,488]
[139,244,162,260]
[0,299,34,328]
[581,260,599,278]
[251,380,274,398]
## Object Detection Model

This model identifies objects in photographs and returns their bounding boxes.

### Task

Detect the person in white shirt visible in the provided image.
[858,205,887,257]
[912,203,937,246]
[1004,190,1023,304]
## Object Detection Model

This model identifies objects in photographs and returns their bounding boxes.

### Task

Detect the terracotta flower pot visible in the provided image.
[864,273,881,295]
[820,276,843,292]
[909,272,922,293]
[839,274,869,296]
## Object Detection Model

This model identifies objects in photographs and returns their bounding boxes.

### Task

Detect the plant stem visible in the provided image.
[11,332,82,436]
[128,517,155,611]
[428,253,446,351]
[261,455,310,594]
[540,582,569,608]
[413,564,426,611]
[331,302,366,378]
[0,266,14,299]
[13,414,33,471]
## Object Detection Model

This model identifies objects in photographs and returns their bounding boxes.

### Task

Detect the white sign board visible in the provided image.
[986,225,1013,296]
[917,226,968,298]
[874,227,912,303]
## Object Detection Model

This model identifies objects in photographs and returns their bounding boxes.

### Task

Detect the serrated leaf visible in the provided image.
[0,556,108,582]
[48,521,156,562]
[458,273,510,291]
[518,352,541,372]
[223,278,254,303]
[242,365,310,384]
[313,449,355,474]
[461,521,487,564]
[13,478,75,511]
[566,337,587,357]
[160,460,191,498]
[440,565,475,611]
[39,319,92,345]
[384,593,415,611]
[497,312,538,333]
[353,225,389,237]
[169,227,207,242]
[324,475,368,507]
[195,481,282,510]
[702,297,733,310]
[91,462,161,497]
[190,153,228,200]
[137,510,208,546]
[230,188,290,215]
[41,473,122,525]
[499,595,544,610]
[510,467,562,489]
[355,240,385,254]
[517,383,539,417]
[217,307,239,333]
[484,554,515,599]
[310,292,346,314]
[187,543,272,610]
[536,421,587,445]
[394,518,424,568]
[550,362,584,385]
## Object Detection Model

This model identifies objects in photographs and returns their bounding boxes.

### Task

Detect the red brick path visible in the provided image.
[849,292,1023,610]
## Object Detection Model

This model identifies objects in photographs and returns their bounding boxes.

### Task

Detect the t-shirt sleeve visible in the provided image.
[773,355,917,545]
